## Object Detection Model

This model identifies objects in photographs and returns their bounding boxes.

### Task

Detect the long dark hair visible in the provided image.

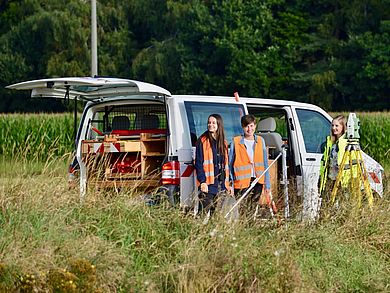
[204,113,227,155]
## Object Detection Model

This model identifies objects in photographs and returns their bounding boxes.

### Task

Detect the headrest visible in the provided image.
[111,115,130,130]
[141,114,160,129]
[257,117,276,132]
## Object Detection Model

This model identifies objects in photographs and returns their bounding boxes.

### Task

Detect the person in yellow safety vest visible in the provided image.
[319,115,358,198]
[194,114,232,214]
[229,115,271,209]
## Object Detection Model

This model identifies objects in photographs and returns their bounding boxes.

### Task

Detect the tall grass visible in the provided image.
[358,112,390,167]
[0,113,74,161]
[0,160,389,292]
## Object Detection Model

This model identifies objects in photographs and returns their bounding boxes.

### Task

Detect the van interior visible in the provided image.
[82,103,168,189]
[248,107,298,206]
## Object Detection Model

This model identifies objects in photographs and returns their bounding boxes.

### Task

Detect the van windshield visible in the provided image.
[184,101,245,146]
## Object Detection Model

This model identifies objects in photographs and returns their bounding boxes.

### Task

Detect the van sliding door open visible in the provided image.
[246,105,299,204]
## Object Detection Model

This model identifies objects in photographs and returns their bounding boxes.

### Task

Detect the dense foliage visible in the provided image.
[0,0,389,112]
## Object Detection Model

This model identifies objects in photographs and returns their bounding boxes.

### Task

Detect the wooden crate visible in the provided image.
[140,135,166,177]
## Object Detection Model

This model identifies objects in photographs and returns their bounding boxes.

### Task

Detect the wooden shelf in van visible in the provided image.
[81,140,141,154]
[140,133,166,177]
[81,132,166,182]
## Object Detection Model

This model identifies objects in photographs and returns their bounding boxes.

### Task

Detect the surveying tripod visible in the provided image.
[330,140,373,208]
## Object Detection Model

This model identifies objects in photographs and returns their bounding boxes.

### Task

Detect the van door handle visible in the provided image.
[306,158,316,161]
[184,162,193,165]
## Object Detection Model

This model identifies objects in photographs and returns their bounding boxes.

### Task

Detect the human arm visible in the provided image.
[262,138,271,190]
[194,140,208,193]
[319,136,331,194]
[228,138,236,190]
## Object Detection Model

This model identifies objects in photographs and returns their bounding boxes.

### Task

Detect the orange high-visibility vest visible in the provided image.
[232,135,265,189]
[198,135,230,189]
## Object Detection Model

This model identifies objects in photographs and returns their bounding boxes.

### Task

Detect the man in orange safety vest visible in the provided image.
[229,115,271,210]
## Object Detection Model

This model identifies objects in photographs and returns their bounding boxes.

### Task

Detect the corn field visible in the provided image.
[358,112,390,166]
[0,112,389,166]
[0,113,74,161]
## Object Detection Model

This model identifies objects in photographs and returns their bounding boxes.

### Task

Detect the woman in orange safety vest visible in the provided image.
[194,114,231,214]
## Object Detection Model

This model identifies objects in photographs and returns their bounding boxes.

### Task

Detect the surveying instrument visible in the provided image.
[330,113,373,208]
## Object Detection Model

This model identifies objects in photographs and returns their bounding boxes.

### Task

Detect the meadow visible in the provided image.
[0,112,389,292]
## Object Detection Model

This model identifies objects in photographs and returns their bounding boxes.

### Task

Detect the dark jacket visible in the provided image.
[194,131,227,195]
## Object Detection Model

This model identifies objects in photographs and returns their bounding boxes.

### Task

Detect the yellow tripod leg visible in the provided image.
[350,149,362,208]
[331,147,350,204]
[356,150,374,208]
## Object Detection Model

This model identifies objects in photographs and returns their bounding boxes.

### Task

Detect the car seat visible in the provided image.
[257,117,284,155]
[141,114,160,129]
[111,115,130,130]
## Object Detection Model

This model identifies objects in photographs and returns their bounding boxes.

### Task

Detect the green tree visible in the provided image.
[291,0,390,110]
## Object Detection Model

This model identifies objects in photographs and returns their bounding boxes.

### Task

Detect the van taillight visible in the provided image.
[161,161,180,185]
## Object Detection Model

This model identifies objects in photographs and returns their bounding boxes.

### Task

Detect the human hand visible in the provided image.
[200,182,208,193]
[259,189,271,205]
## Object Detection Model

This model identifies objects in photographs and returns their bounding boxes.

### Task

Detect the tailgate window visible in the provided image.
[89,104,166,139]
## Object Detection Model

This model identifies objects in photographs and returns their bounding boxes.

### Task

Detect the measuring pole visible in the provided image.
[281,145,289,218]
[225,153,282,218]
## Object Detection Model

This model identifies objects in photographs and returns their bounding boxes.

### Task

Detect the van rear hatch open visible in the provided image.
[7,77,172,193]
[6,77,171,99]
[82,100,169,190]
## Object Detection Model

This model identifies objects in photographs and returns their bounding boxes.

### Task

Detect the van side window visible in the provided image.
[296,109,330,153]
[247,107,289,159]
[247,108,288,139]
[184,102,245,146]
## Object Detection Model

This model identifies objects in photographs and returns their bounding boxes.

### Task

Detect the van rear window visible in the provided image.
[89,104,166,138]
[184,101,245,146]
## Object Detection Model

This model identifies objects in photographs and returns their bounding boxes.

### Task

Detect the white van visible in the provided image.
[7,77,345,218]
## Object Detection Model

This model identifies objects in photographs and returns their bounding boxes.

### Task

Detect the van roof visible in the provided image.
[171,94,323,109]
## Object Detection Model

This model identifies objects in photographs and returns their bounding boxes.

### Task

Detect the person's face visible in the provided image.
[243,122,256,138]
[208,116,218,133]
[331,120,343,138]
